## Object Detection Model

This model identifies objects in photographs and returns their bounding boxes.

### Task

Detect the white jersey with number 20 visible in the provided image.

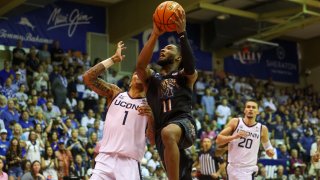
[98,92,148,161]
[228,118,261,167]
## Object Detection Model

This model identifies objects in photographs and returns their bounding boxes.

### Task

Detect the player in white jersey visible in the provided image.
[83,41,155,180]
[216,100,274,180]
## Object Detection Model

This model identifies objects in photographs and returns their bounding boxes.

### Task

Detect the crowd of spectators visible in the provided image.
[0,39,319,180]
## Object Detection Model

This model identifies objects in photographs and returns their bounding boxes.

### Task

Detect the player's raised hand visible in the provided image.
[138,104,153,118]
[235,130,248,139]
[173,7,186,34]
[266,149,275,158]
[112,41,126,63]
[152,15,165,37]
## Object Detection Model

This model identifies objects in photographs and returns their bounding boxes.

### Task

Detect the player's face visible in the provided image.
[244,101,259,119]
[130,72,144,91]
[157,45,178,66]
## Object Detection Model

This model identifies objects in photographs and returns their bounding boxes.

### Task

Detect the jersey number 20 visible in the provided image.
[238,137,253,149]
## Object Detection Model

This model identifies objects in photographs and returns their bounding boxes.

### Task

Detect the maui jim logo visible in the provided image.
[47,8,92,37]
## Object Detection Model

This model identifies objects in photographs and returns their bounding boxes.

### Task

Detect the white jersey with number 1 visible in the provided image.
[228,118,261,167]
[98,92,148,161]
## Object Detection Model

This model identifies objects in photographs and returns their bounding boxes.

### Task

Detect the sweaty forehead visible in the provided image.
[165,44,177,50]
[246,101,258,107]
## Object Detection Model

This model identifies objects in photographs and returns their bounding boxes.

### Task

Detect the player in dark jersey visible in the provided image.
[136,8,197,180]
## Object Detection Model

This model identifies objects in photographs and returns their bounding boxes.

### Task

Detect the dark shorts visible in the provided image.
[155,117,196,180]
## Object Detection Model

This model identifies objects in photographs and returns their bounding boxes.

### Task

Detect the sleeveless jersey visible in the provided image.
[228,118,262,167]
[146,71,194,130]
[99,92,148,161]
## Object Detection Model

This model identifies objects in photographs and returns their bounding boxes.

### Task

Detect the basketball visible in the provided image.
[153,1,184,32]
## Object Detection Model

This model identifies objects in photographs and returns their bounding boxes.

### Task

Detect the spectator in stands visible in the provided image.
[50,40,64,66]
[272,115,286,146]
[275,165,288,179]
[66,91,77,112]
[0,59,15,86]
[87,119,103,141]
[74,100,85,123]
[106,68,118,84]
[195,75,206,104]
[37,43,51,63]
[215,98,231,128]
[17,62,28,88]
[41,146,58,180]
[0,129,9,161]
[78,126,88,146]
[310,135,320,178]
[45,117,68,138]
[0,158,8,179]
[12,40,27,70]
[55,139,73,180]
[14,84,28,109]
[51,67,68,108]
[69,154,88,180]
[25,130,44,163]
[19,111,34,137]
[66,129,85,157]
[6,137,24,180]
[43,101,60,124]
[29,95,43,113]
[116,75,130,91]
[32,65,49,93]
[82,88,99,111]
[0,77,16,98]
[290,149,306,174]
[298,128,315,163]
[0,95,7,114]
[21,160,46,180]
[289,166,304,180]
[10,123,26,141]
[86,132,97,168]
[201,88,215,119]
[48,131,59,152]
[22,159,31,174]
[1,99,20,129]
[286,122,301,151]
[80,109,95,131]
[34,112,46,130]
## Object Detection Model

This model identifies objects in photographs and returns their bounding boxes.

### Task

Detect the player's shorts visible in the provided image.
[169,117,196,149]
[226,163,258,180]
[90,153,142,180]
[155,116,196,180]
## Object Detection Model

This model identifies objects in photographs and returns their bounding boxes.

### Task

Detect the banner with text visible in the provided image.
[258,159,288,179]
[134,23,212,71]
[0,1,106,52]
[224,40,299,83]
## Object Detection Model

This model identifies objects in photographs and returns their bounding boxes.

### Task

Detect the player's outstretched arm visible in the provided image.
[136,19,164,84]
[261,125,275,158]
[83,41,125,103]
[174,9,198,88]
[138,104,155,146]
[216,118,247,146]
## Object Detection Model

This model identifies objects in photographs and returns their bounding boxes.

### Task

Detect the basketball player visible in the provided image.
[216,100,275,180]
[136,8,197,180]
[83,41,155,180]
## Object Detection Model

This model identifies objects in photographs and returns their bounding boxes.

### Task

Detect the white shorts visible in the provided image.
[90,153,141,180]
[226,164,258,180]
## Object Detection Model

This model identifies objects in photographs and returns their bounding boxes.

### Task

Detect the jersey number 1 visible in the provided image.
[122,111,128,125]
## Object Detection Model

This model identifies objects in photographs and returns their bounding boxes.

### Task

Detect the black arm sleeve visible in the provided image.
[179,31,196,75]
